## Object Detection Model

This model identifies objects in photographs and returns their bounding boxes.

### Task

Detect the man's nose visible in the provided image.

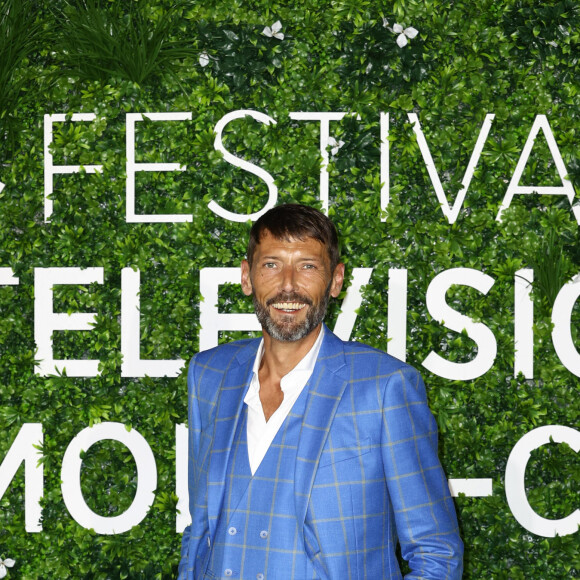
[280,267,297,292]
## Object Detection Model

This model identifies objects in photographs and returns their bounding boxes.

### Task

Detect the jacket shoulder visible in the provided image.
[340,339,420,378]
[190,337,259,368]
[187,338,259,403]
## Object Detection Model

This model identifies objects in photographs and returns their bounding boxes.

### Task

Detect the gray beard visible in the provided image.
[252,288,330,342]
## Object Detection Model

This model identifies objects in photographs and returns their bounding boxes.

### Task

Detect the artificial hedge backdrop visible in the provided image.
[0,0,579,577]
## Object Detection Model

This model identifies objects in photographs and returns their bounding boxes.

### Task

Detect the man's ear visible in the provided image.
[241,260,253,296]
[330,263,345,298]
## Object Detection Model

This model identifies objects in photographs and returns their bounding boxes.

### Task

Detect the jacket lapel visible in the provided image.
[294,326,350,527]
[207,339,259,533]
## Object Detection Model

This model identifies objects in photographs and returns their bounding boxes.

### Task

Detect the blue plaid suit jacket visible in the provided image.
[179,326,463,579]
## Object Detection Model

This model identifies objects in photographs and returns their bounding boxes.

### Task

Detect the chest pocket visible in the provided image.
[318,436,371,468]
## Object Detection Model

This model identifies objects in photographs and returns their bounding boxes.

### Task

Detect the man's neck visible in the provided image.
[257,324,323,421]
[260,324,323,383]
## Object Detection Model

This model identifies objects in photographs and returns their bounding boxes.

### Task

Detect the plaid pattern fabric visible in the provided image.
[179,326,463,579]
[206,389,319,579]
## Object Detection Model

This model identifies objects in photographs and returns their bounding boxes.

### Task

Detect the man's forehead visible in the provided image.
[256,230,325,249]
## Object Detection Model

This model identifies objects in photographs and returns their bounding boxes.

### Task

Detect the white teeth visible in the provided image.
[272,302,306,311]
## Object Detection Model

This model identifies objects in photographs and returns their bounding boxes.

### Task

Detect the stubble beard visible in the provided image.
[252,286,331,342]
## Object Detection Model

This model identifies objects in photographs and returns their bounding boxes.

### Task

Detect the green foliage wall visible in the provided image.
[0,0,579,577]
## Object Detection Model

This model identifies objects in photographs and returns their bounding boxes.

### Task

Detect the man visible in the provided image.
[179,204,463,579]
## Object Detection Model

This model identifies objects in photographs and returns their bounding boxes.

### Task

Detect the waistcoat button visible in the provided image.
[225,569,233,576]
[259,530,268,539]
[257,574,264,580]
[228,526,237,536]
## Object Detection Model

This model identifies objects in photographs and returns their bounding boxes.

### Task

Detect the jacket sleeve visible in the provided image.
[178,356,208,579]
[381,365,463,579]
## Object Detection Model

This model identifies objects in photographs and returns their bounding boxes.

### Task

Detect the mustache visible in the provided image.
[266,292,313,307]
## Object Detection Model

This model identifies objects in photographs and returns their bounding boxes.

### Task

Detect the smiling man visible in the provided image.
[179,204,463,579]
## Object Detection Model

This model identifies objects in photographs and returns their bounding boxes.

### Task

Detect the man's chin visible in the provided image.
[264,319,313,342]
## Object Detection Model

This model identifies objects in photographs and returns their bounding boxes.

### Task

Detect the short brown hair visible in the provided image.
[247,204,340,271]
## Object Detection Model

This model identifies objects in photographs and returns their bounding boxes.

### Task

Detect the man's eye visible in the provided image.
[264,262,276,268]
[303,264,315,269]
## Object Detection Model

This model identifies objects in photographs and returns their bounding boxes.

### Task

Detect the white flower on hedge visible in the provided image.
[0,558,15,579]
[392,23,418,47]
[199,52,210,67]
[262,21,284,40]
[328,137,345,156]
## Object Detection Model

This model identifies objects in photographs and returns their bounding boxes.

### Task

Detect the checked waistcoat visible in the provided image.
[204,385,319,580]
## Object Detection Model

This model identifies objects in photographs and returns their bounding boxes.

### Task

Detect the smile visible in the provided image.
[272,302,307,312]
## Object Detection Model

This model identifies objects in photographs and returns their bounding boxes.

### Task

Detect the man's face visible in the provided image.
[241,231,344,342]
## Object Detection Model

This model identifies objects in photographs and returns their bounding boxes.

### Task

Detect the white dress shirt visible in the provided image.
[244,327,325,475]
